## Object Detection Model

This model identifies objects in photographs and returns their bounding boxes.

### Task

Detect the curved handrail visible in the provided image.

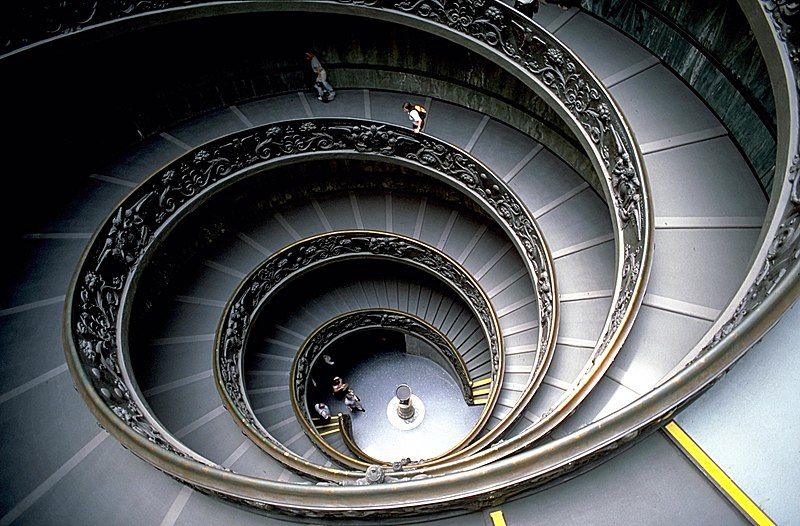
[298,308,474,407]
[217,232,502,473]
[337,413,384,465]
[58,1,660,517]
[289,308,477,466]
[65,116,558,485]
[334,413,431,472]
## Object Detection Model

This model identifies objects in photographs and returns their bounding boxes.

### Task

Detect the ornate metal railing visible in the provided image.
[218,234,501,473]
[57,1,662,518]
[65,116,561,494]
[294,308,474,409]
[289,308,478,440]
[288,308,477,467]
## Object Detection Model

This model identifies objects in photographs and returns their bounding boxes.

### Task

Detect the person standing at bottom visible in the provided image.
[332,376,349,399]
[305,51,336,102]
[403,102,427,134]
[345,389,365,412]
[314,402,331,422]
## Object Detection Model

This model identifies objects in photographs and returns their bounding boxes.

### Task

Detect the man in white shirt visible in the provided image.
[403,102,427,133]
[305,51,336,102]
[314,402,331,422]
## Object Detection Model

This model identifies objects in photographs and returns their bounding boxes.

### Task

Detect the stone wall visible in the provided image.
[582,0,775,192]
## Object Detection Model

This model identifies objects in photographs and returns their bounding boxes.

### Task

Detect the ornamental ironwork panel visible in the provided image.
[66,117,559,485]
[292,309,474,412]
[217,236,497,472]
[55,0,669,516]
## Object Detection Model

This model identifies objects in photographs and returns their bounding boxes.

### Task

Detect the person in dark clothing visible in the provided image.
[332,376,348,398]
[305,50,336,102]
[514,0,539,17]
[344,389,365,412]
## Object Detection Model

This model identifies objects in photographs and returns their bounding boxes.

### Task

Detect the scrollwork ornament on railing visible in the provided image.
[346,463,429,486]
[762,1,800,43]
[293,309,474,422]
[2,1,196,54]
[77,271,172,444]
[385,0,646,241]
[598,243,642,351]
[74,191,204,457]
[219,232,502,447]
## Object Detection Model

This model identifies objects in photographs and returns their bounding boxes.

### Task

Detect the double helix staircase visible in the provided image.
[3,1,794,524]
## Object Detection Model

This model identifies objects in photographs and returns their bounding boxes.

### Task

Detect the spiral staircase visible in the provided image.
[2,1,798,524]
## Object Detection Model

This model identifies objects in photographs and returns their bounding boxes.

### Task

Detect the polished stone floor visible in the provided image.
[324,350,483,463]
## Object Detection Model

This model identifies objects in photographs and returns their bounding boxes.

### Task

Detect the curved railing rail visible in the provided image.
[65,116,559,491]
[289,308,477,466]
[58,1,661,518]
[337,413,381,466]
[295,308,474,409]
[219,233,501,473]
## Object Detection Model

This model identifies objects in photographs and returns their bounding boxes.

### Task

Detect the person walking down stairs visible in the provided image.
[314,402,331,422]
[403,102,427,133]
[305,50,336,102]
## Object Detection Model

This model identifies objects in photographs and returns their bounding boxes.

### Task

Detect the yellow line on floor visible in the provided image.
[489,510,506,526]
[664,421,774,526]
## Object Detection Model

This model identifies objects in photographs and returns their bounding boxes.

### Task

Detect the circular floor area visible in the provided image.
[326,350,483,462]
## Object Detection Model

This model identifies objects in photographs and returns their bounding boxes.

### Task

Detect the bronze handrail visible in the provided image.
[337,413,388,466]
[217,232,503,474]
[66,117,561,479]
[58,1,663,517]
[289,308,478,467]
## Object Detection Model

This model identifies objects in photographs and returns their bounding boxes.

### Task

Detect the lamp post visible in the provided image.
[395,384,414,420]
[386,383,425,430]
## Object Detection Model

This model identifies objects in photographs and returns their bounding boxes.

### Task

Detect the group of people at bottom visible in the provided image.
[305,51,427,134]
[313,375,365,423]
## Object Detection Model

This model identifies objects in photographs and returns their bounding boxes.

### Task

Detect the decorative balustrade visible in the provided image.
[217,233,502,472]
[294,308,474,408]
[65,115,562,498]
[50,0,685,518]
